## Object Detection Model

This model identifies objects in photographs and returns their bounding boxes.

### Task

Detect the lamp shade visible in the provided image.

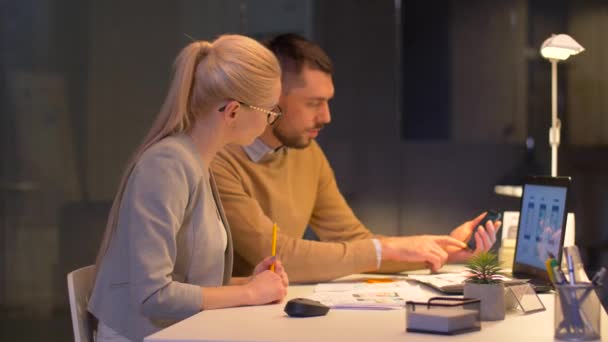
[540,34,585,60]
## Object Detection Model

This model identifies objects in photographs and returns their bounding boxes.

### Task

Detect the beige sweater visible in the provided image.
[211,140,419,283]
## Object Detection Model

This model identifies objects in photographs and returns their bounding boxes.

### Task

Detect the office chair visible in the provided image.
[67,265,95,342]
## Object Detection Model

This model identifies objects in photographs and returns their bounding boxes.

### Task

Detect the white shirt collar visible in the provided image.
[242,138,282,163]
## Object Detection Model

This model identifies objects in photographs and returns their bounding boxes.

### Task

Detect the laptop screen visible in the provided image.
[513,177,570,279]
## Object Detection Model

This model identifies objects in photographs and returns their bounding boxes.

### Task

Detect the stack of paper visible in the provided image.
[306,280,430,310]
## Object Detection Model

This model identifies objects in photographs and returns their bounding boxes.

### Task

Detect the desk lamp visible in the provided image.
[494,34,584,197]
[540,33,585,177]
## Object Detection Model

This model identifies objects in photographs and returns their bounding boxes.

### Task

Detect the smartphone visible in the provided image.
[467,210,502,251]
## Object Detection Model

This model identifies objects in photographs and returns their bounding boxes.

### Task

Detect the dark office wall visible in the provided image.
[401,1,451,141]
[85,1,243,201]
[1,0,310,320]
[314,1,402,236]
[313,0,608,274]
[314,1,523,238]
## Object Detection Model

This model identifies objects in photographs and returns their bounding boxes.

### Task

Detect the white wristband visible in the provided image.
[371,238,382,269]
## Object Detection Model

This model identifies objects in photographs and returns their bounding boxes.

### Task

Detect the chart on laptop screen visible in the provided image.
[515,184,567,270]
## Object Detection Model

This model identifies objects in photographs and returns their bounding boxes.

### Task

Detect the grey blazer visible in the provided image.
[88,134,233,342]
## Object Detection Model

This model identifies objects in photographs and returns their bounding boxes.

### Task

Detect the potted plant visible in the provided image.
[463,252,505,321]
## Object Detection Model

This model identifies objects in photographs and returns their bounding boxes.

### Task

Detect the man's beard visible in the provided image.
[272,124,324,149]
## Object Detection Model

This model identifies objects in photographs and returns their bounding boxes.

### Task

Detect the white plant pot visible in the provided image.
[464,282,506,321]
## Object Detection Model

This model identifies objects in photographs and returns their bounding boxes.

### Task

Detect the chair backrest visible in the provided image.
[67,265,96,342]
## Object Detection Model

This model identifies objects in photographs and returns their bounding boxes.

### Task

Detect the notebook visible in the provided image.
[409,176,571,294]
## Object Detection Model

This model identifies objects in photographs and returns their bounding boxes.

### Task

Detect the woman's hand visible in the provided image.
[252,256,289,287]
[245,270,287,305]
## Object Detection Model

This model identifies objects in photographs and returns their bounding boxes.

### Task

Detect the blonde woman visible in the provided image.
[88,35,289,342]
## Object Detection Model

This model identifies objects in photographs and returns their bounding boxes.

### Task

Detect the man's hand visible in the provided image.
[379,235,467,272]
[447,212,501,263]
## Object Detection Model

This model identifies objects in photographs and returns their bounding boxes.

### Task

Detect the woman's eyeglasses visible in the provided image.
[219,101,282,125]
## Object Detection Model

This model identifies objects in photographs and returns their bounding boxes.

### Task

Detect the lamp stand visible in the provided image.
[549,59,561,177]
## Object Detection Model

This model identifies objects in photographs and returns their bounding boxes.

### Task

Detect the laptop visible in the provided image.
[408,175,571,294]
[510,175,571,291]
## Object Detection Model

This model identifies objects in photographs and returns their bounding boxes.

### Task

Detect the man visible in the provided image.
[211,33,499,283]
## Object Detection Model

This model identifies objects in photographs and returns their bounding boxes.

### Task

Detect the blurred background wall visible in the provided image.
[1,0,607,340]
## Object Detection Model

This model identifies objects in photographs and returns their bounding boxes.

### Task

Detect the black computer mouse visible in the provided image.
[284,298,330,317]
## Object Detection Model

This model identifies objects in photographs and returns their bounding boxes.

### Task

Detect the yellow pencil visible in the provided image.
[545,258,555,284]
[270,223,278,272]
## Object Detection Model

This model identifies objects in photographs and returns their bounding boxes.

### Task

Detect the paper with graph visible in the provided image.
[307,280,429,310]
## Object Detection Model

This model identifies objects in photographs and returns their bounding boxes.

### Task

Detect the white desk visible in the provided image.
[145,276,607,342]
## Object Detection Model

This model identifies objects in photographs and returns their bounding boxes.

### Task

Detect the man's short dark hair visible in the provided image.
[265,33,334,76]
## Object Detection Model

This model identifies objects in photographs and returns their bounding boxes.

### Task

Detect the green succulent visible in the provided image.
[465,252,503,284]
